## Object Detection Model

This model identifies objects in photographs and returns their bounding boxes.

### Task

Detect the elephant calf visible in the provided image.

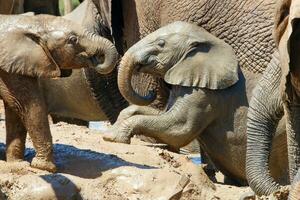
[103,21,288,185]
[0,14,118,172]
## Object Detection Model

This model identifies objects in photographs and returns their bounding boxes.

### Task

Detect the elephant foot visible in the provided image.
[31,157,57,173]
[6,155,24,162]
[103,127,131,144]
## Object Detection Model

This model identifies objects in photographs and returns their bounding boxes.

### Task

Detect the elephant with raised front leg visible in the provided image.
[103,21,288,186]
[0,14,118,172]
[246,0,300,197]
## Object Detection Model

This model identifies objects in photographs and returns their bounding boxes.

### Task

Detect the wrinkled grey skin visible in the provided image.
[20,0,288,187]
[39,0,128,124]
[103,22,288,185]
[39,0,280,123]
[0,14,118,172]
[246,0,300,196]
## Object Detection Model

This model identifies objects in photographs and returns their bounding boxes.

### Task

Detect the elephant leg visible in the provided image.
[116,105,162,124]
[4,102,27,161]
[104,94,215,148]
[22,98,56,172]
[0,75,55,172]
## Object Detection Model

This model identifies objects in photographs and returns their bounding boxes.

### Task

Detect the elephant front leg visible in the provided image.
[104,97,215,149]
[115,105,162,125]
[23,102,56,172]
[4,103,27,161]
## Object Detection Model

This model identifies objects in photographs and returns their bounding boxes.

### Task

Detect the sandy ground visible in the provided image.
[0,119,255,200]
[0,99,256,200]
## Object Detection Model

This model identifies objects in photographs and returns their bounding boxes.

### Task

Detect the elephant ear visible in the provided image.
[164,35,239,90]
[0,30,61,78]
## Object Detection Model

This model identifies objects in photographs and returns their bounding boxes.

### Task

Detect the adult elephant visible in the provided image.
[246,0,300,196]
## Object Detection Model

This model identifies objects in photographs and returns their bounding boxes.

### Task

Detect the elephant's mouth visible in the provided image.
[60,69,73,77]
[137,59,165,78]
[136,55,158,71]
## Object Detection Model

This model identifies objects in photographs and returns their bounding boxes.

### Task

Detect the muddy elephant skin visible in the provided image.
[103,22,288,186]
[39,0,128,124]
[0,14,118,172]
[39,0,279,125]
[246,0,300,196]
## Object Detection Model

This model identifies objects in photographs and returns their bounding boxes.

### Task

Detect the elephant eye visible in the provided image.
[157,39,165,47]
[68,35,78,44]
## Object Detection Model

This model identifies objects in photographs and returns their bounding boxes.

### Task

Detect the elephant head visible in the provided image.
[118,21,239,105]
[274,0,300,183]
[0,15,118,78]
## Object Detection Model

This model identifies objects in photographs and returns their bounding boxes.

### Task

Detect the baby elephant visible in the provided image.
[104,21,239,145]
[0,14,118,172]
[104,21,239,142]
[104,21,288,185]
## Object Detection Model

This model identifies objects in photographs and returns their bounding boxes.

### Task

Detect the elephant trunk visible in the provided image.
[86,31,119,74]
[118,51,156,105]
[246,99,282,196]
[246,53,288,196]
[286,103,300,182]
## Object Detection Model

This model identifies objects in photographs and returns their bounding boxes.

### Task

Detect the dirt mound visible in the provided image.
[0,122,219,200]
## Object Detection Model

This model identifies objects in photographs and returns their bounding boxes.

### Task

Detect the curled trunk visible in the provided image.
[118,52,156,105]
[86,31,119,74]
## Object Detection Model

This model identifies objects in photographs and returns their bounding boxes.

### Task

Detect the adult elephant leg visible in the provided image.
[4,102,27,161]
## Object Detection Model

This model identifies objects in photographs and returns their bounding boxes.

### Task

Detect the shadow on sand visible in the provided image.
[0,142,156,199]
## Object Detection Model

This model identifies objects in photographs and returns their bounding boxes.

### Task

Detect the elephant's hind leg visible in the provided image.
[4,102,27,162]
